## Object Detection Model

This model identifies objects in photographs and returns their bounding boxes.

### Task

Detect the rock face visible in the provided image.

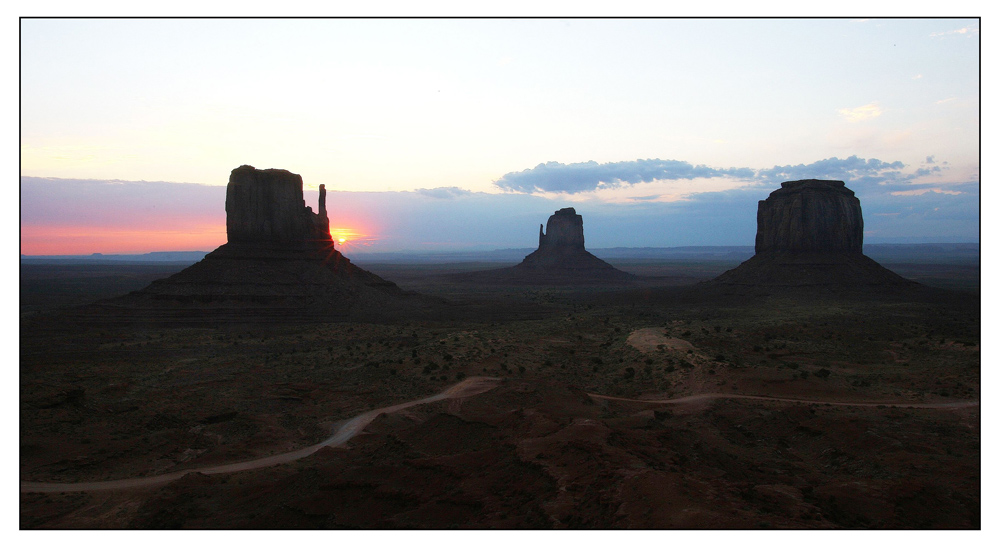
[226,165,331,246]
[538,207,586,251]
[710,179,914,291]
[99,166,437,323]
[755,179,863,254]
[453,208,633,285]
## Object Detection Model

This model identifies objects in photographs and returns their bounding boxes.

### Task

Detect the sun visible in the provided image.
[329,227,365,246]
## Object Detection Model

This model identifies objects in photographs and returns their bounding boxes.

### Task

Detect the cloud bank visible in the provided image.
[494,159,755,194]
[755,156,908,186]
[494,155,958,198]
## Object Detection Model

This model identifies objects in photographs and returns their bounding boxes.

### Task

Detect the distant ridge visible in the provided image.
[22,243,979,266]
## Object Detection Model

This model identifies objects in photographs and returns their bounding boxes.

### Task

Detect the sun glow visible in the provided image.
[329,227,373,247]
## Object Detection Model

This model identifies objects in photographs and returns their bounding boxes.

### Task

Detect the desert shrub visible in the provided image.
[623,367,635,379]
[815,368,831,378]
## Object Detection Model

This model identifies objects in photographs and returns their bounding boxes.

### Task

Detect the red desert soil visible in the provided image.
[20,287,980,529]
[21,376,978,529]
[96,380,982,528]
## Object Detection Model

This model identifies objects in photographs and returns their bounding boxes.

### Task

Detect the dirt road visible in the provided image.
[588,392,980,409]
[20,376,502,494]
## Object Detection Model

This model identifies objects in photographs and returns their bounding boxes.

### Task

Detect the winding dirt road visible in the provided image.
[20,376,502,494]
[21,377,978,494]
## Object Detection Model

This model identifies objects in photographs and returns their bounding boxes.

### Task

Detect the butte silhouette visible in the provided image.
[102,165,435,322]
[709,179,915,292]
[454,207,634,285]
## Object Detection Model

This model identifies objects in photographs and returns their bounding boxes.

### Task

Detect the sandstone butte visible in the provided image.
[95,165,436,323]
[454,207,634,285]
[711,179,915,290]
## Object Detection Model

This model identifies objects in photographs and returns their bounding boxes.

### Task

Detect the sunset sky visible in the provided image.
[19,16,980,255]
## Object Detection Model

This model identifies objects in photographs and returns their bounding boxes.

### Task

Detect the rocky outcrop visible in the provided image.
[96,166,438,323]
[710,179,914,291]
[755,179,863,254]
[225,165,331,246]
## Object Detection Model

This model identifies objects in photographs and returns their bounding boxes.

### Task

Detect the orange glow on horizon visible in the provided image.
[21,223,379,256]
[20,224,226,255]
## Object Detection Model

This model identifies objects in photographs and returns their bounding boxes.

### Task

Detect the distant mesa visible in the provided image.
[98,165,436,323]
[710,179,915,290]
[454,207,634,285]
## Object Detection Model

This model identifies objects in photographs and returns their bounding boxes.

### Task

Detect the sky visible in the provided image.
[19,16,981,255]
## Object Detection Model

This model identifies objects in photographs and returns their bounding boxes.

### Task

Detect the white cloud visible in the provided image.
[838,103,882,122]
[930,26,980,38]
[890,187,963,196]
